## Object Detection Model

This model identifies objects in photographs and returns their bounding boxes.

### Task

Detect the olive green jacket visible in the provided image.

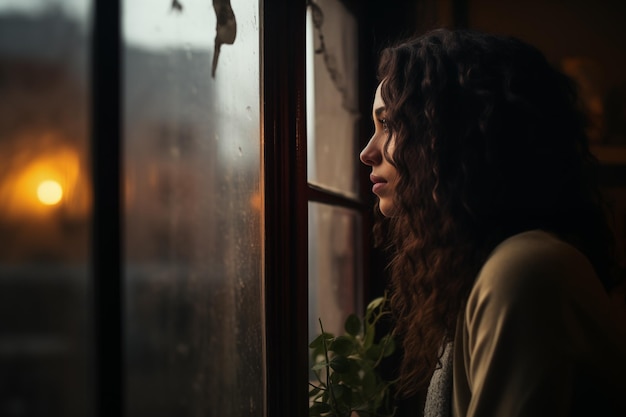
[450,230,626,417]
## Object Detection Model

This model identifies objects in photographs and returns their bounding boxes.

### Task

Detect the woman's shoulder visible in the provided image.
[458,236,626,417]
[469,230,603,310]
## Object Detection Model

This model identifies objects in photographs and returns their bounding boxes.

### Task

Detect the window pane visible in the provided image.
[306,0,360,197]
[308,203,363,341]
[122,1,264,416]
[0,1,93,416]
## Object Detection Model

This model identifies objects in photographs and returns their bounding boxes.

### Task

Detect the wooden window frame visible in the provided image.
[91,1,124,415]
[263,1,381,415]
[263,1,309,415]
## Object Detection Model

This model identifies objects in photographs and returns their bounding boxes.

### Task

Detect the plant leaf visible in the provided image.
[309,386,322,397]
[340,358,362,386]
[329,355,350,373]
[309,402,331,415]
[380,335,396,357]
[366,296,384,314]
[362,369,377,398]
[363,326,375,350]
[366,344,382,361]
[311,361,329,372]
[309,332,333,349]
[344,314,361,336]
[331,383,349,400]
[330,335,356,356]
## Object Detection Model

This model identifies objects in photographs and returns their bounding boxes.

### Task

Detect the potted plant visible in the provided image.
[309,294,398,417]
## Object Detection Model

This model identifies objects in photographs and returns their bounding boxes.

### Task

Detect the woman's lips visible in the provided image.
[372,182,387,193]
[370,174,387,194]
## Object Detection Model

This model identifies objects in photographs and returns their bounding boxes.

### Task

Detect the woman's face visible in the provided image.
[360,83,399,217]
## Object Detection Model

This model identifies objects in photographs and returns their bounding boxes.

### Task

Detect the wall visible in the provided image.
[467,0,626,266]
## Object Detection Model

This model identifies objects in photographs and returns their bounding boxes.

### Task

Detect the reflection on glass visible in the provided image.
[0,1,92,416]
[306,0,360,197]
[308,203,362,342]
[123,0,264,416]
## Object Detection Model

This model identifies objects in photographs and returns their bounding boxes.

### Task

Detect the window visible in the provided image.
[0,0,382,415]
[0,0,267,415]
[0,2,92,415]
[122,1,264,415]
[306,0,365,345]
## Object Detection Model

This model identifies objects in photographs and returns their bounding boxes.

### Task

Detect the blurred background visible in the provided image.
[0,0,624,416]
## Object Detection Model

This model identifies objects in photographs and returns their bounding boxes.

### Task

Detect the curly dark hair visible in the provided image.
[375,28,618,397]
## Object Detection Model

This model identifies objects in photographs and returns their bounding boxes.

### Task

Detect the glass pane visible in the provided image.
[308,203,363,342]
[122,1,264,416]
[306,0,360,197]
[0,1,93,416]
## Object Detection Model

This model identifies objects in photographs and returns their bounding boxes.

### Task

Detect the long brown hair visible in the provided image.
[375,29,617,397]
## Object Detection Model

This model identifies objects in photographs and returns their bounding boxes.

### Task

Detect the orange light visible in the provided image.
[37,180,63,205]
[0,141,85,219]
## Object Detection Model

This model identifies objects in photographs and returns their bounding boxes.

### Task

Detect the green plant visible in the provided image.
[308,294,398,417]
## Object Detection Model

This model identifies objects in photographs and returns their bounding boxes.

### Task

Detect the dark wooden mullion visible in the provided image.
[263,0,309,416]
[91,0,124,416]
[307,183,368,211]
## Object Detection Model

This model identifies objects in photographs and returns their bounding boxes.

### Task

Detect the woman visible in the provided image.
[360,29,626,417]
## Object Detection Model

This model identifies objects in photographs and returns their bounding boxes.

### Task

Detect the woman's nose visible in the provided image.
[360,137,382,166]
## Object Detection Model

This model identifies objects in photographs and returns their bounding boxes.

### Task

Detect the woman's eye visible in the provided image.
[381,118,389,133]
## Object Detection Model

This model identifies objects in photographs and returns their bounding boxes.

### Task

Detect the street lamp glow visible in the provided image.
[37,180,63,205]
